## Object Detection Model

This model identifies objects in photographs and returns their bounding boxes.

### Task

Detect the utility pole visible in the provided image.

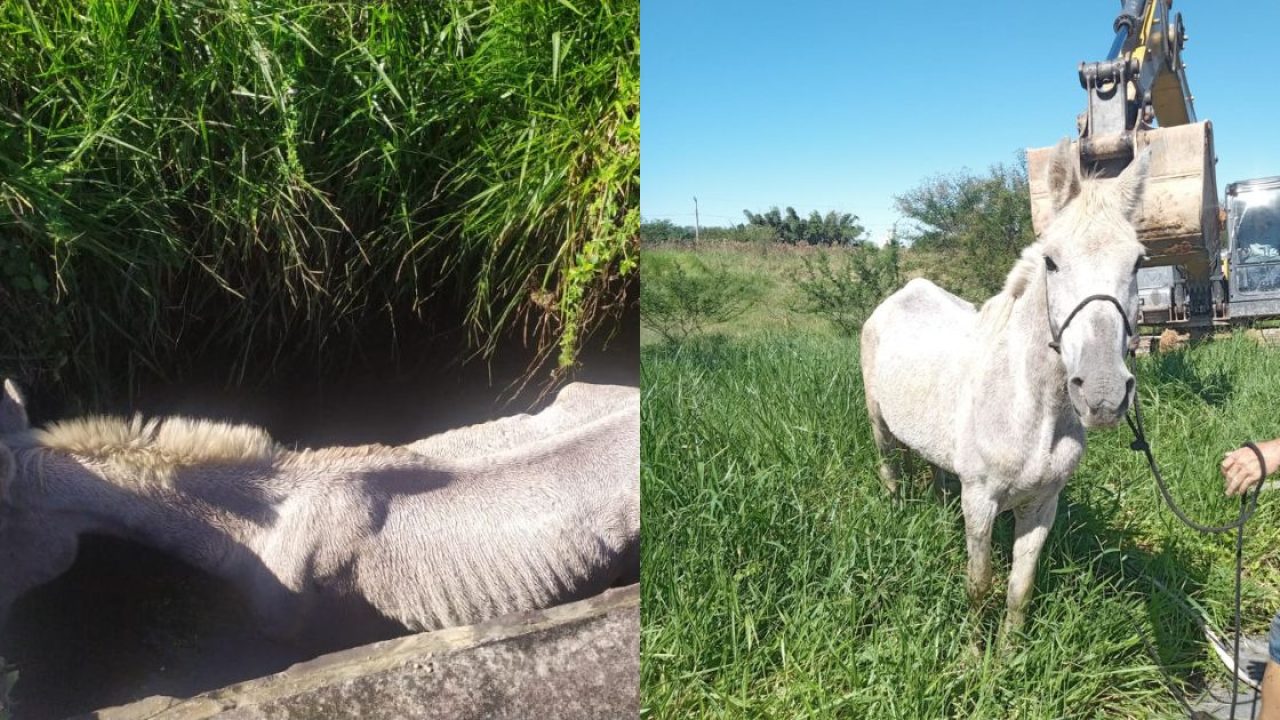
[693,196,701,243]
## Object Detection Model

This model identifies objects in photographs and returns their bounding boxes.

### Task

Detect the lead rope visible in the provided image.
[1125,357,1265,720]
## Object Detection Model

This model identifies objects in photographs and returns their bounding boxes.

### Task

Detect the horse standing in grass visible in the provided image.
[0,381,638,648]
[860,139,1149,631]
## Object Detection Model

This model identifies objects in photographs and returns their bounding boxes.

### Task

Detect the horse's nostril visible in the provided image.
[1070,377,1084,388]
[1125,377,1135,395]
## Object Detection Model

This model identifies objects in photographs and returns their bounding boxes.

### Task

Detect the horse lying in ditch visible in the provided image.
[0,381,638,648]
[860,138,1149,632]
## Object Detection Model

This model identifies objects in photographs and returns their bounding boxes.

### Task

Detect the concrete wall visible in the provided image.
[87,585,639,720]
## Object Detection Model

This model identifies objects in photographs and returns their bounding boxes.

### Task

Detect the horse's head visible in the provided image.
[0,380,78,630]
[1041,139,1150,428]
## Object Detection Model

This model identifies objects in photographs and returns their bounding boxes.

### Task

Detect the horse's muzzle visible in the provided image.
[1068,373,1134,428]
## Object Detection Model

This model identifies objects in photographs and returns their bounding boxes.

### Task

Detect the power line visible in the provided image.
[643,212,898,230]
[644,212,739,220]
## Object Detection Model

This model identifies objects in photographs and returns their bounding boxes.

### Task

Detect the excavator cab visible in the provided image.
[1225,177,1280,318]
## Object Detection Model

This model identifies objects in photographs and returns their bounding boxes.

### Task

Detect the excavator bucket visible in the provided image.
[1027,121,1221,285]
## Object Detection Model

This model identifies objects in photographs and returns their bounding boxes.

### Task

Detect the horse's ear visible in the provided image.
[1114,147,1151,222]
[0,379,29,435]
[1047,138,1082,214]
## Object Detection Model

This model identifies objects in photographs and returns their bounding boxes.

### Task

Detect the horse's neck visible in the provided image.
[982,271,1072,418]
[13,452,267,576]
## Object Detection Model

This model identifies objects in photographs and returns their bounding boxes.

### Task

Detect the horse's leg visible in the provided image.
[860,319,905,497]
[960,482,999,605]
[1003,492,1060,634]
[866,399,907,497]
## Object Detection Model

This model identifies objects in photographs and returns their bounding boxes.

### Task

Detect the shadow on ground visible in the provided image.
[1142,350,1235,408]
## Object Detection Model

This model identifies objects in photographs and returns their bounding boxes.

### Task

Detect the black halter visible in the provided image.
[1046,293,1135,353]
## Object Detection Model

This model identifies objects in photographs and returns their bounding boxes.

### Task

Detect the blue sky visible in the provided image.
[641,0,1280,242]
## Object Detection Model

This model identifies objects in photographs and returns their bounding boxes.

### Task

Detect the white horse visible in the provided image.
[861,139,1149,630]
[0,381,638,648]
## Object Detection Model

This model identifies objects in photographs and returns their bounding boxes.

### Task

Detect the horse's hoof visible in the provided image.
[968,634,986,659]
[997,617,1026,650]
[965,585,993,607]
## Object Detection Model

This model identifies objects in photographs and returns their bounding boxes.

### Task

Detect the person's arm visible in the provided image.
[1222,439,1280,495]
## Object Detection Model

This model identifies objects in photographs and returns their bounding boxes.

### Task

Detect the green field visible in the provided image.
[641,244,1280,718]
[640,242,958,343]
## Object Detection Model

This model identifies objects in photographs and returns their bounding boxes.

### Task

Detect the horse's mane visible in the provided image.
[25,415,280,484]
[6,414,439,489]
[974,171,1138,338]
[975,243,1042,336]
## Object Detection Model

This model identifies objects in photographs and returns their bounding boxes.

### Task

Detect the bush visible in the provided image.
[639,221,776,247]
[895,160,1033,300]
[792,242,902,335]
[641,255,764,343]
[640,219,693,244]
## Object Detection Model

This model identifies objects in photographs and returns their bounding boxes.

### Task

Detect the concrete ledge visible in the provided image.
[86,585,639,720]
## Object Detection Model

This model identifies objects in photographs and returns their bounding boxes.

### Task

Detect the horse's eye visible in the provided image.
[1044,256,1059,273]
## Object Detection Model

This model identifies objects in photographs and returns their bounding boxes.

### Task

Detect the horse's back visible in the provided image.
[865,278,976,353]
[862,278,976,469]
[405,382,637,459]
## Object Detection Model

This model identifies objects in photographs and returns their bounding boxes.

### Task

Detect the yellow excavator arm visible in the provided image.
[1028,0,1218,304]
[1130,0,1195,129]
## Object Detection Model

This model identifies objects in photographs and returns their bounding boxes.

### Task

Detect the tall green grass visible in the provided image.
[0,0,637,399]
[640,243,990,343]
[642,333,1280,718]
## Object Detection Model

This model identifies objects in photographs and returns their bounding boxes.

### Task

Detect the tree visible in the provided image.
[895,156,1034,298]
[742,205,867,246]
[640,218,693,244]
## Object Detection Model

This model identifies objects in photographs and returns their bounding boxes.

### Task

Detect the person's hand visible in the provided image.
[1222,440,1280,496]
